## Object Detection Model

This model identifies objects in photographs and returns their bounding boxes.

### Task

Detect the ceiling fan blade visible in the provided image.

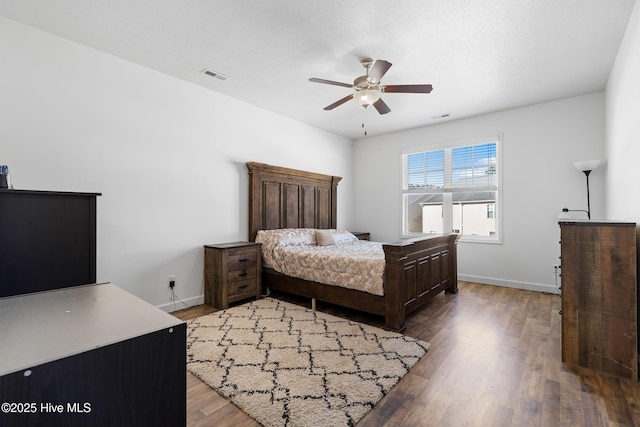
[309,78,353,88]
[368,60,392,84]
[382,84,433,93]
[373,98,391,115]
[324,94,353,110]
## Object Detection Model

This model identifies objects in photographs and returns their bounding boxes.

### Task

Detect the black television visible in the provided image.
[0,189,100,298]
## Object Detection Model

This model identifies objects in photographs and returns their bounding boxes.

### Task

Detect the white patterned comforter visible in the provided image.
[256,229,385,296]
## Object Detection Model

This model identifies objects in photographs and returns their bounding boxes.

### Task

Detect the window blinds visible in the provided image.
[403,142,497,192]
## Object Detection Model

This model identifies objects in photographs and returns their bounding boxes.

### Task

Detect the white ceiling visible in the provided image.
[0,1,635,140]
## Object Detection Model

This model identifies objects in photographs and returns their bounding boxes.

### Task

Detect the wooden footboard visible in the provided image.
[382,234,459,331]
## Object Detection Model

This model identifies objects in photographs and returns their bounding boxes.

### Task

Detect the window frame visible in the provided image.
[401,135,503,244]
[487,203,495,219]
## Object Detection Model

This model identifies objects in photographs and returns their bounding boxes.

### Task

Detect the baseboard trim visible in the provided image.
[156,279,559,312]
[458,274,560,295]
[157,294,204,313]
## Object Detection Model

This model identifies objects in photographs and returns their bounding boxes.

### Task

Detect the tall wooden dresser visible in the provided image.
[559,220,638,380]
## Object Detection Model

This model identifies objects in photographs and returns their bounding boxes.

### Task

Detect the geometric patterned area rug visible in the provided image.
[186,297,430,427]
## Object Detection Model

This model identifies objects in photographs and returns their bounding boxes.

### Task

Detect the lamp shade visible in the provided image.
[353,89,380,108]
[574,160,600,172]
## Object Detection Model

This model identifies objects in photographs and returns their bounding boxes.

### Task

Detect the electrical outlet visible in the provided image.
[168,275,176,289]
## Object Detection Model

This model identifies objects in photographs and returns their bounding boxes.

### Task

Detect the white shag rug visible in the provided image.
[186,297,429,427]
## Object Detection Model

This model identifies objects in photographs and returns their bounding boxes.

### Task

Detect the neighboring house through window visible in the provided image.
[402,136,501,243]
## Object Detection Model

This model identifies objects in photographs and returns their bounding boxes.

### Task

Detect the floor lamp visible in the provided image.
[558,160,600,220]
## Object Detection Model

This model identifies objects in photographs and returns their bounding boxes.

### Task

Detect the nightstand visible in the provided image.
[350,232,370,241]
[203,242,262,309]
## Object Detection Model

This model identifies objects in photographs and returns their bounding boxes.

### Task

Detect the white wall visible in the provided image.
[3,10,629,304]
[606,2,640,222]
[353,93,605,293]
[0,17,354,310]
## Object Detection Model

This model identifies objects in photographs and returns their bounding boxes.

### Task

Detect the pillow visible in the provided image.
[331,229,358,244]
[256,228,316,247]
[315,229,336,246]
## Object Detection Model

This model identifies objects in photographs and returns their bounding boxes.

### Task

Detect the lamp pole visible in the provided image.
[562,160,599,221]
[583,170,592,219]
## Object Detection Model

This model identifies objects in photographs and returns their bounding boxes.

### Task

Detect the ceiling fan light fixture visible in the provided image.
[353,89,381,108]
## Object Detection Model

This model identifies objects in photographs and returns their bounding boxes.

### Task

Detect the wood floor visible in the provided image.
[172,282,640,426]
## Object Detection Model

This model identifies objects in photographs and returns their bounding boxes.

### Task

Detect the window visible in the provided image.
[487,203,495,219]
[402,136,501,242]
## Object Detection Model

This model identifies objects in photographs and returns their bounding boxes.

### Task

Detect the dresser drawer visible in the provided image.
[228,279,258,298]
[228,266,257,282]
[228,249,258,270]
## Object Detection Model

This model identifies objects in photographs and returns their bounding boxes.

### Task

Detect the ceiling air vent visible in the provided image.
[202,69,229,81]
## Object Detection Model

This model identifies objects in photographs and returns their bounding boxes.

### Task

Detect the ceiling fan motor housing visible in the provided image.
[354,75,377,90]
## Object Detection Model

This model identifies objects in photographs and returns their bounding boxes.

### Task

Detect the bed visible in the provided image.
[247,161,459,332]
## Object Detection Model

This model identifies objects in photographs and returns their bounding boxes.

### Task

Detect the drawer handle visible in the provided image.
[238,258,248,262]
[238,272,248,277]
[239,284,248,289]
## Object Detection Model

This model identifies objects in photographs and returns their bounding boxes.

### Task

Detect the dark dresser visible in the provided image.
[0,189,100,298]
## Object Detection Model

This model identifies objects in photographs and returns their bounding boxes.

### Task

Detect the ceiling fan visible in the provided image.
[309,58,433,115]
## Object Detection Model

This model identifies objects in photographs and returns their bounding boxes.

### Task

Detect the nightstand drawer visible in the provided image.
[228,266,257,282]
[229,279,257,298]
[228,250,258,270]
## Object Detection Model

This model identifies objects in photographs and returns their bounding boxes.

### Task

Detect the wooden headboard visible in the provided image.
[247,162,342,241]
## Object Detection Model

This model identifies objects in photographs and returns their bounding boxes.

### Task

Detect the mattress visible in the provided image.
[256,229,386,296]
